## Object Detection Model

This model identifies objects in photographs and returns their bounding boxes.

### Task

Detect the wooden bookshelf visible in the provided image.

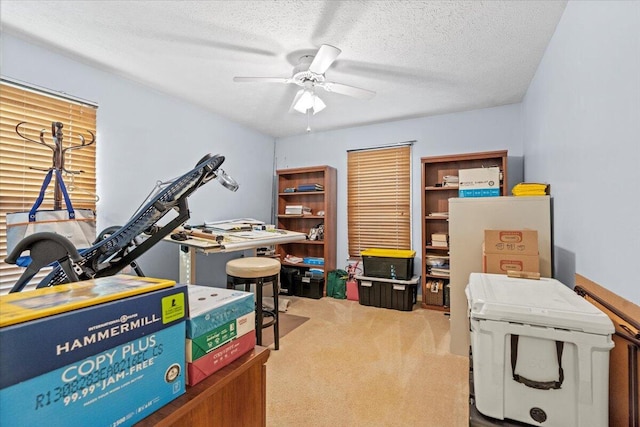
[275,166,336,284]
[420,150,508,311]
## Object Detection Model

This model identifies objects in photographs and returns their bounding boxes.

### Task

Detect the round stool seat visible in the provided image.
[226,257,280,278]
[226,257,282,350]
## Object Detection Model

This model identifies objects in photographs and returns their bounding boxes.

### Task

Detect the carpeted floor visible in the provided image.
[265,296,469,426]
[260,312,310,348]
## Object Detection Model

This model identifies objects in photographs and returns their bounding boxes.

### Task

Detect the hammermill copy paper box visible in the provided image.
[0,322,187,427]
[0,275,177,327]
[185,285,254,338]
[186,311,256,362]
[0,281,188,389]
[186,329,256,386]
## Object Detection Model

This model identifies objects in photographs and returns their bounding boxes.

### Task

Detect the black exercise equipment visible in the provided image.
[5,153,238,292]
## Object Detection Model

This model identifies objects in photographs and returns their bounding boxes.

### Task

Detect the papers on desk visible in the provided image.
[205,223,251,231]
[166,227,306,253]
[232,230,278,239]
[204,218,265,231]
[177,236,220,248]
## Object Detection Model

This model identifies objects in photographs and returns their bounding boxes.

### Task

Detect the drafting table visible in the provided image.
[164,228,306,284]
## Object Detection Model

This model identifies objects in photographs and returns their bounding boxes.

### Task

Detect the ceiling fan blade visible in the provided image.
[233,77,291,83]
[320,81,376,100]
[308,44,341,74]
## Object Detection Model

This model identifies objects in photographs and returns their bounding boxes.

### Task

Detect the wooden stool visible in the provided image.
[226,257,281,350]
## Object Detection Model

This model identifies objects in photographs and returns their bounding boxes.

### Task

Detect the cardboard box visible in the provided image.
[0,275,177,327]
[458,167,500,198]
[484,253,540,274]
[186,311,255,362]
[186,286,254,339]
[0,284,188,389]
[186,330,256,386]
[484,229,539,255]
[0,323,186,427]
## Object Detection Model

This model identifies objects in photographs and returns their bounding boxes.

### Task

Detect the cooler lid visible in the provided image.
[466,273,614,335]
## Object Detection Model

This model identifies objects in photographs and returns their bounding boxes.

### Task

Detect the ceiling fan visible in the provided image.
[233,44,376,115]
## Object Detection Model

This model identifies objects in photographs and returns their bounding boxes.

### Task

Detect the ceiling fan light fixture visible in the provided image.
[234,43,376,129]
[293,89,325,115]
[293,89,313,113]
[312,95,326,114]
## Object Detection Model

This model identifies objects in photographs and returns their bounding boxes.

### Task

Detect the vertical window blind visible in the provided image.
[347,145,411,257]
[0,81,97,292]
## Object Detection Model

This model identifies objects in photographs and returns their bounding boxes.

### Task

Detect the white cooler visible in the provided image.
[466,273,614,426]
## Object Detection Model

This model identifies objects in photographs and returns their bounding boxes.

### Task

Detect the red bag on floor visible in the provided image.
[346,279,359,301]
[346,261,362,301]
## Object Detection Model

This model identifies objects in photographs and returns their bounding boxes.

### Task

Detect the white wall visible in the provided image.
[1,34,275,286]
[7,1,636,304]
[522,1,640,303]
[276,105,524,271]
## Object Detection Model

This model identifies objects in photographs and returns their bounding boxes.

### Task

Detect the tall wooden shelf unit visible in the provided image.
[275,166,337,283]
[420,150,508,311]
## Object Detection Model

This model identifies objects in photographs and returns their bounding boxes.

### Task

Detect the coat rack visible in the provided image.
[16,121,95,210]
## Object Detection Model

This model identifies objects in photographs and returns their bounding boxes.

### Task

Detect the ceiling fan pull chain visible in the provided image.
[306,109,311,133]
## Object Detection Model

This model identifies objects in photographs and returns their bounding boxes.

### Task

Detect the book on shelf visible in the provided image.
[430,267,450,277]
[297,183,324,192]
[426,254,449,260]
[428,212,449,218]
[284,205,312,215]
[284,254,304,264]
[430,241,449,248]
[285,205,302,214]
[442,175,459,187]
[431,232,448,247]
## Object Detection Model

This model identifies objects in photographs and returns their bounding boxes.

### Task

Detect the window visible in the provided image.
[347,144,411,257]
[0,80,97,292]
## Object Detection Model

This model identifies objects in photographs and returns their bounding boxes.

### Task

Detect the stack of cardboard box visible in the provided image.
[483,229,540,275]
[185,286,256,386]
[0,275,188,427]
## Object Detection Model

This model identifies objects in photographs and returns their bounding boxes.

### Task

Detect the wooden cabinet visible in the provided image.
[420,150,508,311]
[135,347,270,427]
[275,166,337,284]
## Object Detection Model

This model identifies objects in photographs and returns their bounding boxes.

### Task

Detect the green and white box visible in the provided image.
[186,311,255,362]
[186,285,254,338]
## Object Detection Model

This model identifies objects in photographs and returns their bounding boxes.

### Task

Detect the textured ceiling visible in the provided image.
[0,1,567,138]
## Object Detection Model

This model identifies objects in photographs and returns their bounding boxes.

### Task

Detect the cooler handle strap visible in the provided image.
[510,334,564,390]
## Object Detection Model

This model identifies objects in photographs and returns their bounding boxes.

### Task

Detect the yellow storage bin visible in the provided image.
[361,248,416,280]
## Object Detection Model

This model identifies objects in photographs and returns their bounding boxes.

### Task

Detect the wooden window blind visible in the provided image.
[347,145,411,257]
[0,81,97,292]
